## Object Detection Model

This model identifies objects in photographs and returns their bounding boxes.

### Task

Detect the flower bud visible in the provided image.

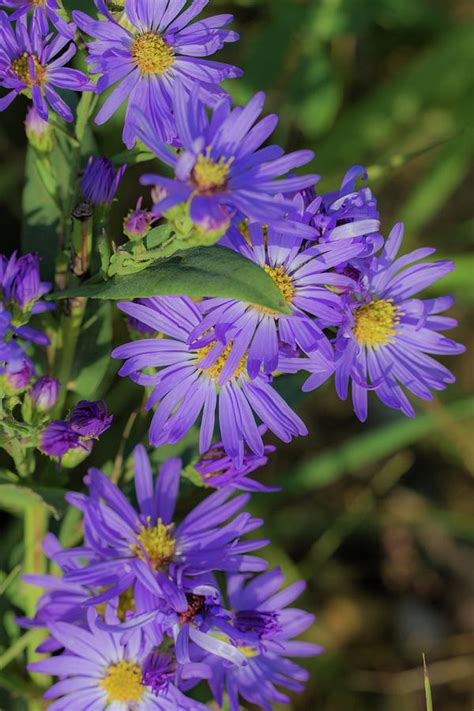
[81,156,126,206]
[123,198,155,240]
[25,106,54,154]
[69,400,113,439]
[1,360,33,395]
[60,439,94,469]
[29,376,60,412]
[38,421,82,460]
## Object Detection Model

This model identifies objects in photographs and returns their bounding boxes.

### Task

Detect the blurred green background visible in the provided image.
[1,0,473,709]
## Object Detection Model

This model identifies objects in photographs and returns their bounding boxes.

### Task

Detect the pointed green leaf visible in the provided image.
[0,483,67,520]
[47,246,291,314]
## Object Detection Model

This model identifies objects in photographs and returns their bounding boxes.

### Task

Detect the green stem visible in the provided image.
[23,504,50,701]
[7,439,32,477]
[54,297,88,415]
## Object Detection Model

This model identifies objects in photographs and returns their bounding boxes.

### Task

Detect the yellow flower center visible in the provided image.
[353,298,400,347]
[130,517,175,570]
[131,32,174,75]
[193,151,233,192]
[264,264,294,304]
[11,53,46,87]
[100,660,144,703]
[96,586,136,622]
[29,0,46,6]
[197,342,247,381]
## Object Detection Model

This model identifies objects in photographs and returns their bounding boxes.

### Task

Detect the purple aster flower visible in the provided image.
[81,156,126,205]
[29,609,209,710]
[306,223,465,420]
[204,569,323,711]
[124,197,157,240]
[0,13,94,121]
[190,204,360,379]
[0,251,51,312]
[69,399,113,438]
[38,420,82,459]
[112,569,248,667]
[112,296,308,463]
[1,0,75,40]
[73,0,242,148]
[136,84,319,235]
[62,445,267,597]
[308,165,382,258]
[28,375,60,411]
[193,429,278,492]
[21,533,161,655]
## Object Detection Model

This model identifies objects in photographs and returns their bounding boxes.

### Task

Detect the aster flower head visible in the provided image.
[73,0,242,148]
[29,610,209,710]
[123,197,157,240]
[112,296,308,463]
[193,428,278,492]
[63,445,267,596]
[309,165,382,259]
[0,251,51,314]
[69,399,113,438]
[310,222,465,421]
[28,375,60,412]
[204,569,323,711]
[137,84,319,236]
[1,0,76,40]
[0,13,94,122]
[191,205,360,379]
[81,156,126,205]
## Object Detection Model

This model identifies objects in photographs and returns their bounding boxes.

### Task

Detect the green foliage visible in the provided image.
[72,300,114,398]
[48,245,291,313]
[0,482,67,520]
[287,397,474,491]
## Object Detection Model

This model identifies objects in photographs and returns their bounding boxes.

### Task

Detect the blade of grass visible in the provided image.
[423,655,433,711]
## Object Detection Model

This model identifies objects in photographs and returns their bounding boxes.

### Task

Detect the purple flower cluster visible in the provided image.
[25,446,320,709]
[0,251,53,392]
[0,1,465,709]
[113,188,463,464]
[39,399,112,463]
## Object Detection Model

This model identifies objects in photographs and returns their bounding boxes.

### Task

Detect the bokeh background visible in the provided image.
[1,0,473,709]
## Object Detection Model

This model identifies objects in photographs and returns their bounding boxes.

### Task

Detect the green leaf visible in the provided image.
[21,144,63,281]
[47,246,291,314]
[72,300,114,398]
[0,483,67,520]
